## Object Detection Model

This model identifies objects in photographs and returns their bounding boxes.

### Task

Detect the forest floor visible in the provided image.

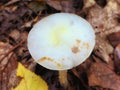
[0,0,120,90]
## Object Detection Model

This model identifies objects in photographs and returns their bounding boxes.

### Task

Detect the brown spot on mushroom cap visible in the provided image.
[71,46,80,54]
[37,56,63,68]
[37,57,52,62]
[83,42,90,50]
[76,39,81,44]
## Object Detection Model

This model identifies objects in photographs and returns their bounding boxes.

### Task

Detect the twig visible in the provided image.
[1,53,14,72]
[0,39,27,64]
[4,0,20,6]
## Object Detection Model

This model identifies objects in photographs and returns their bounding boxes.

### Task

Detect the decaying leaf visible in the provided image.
[12,63,48,90]
[88,62,120,90]
[95,0,107,7]
[114,43,120,74]
[86,0,120,63]
[94,35,113,63]
[116,0,120,4]
[0,42,13,71]
[0,41,18,90]
[87,0,120,35]
[28,1,46,12]
[46,0,75,12]
[84,0,96,8]
[108,31,120,47]
[9,29,20,42]
[1,0,120,90]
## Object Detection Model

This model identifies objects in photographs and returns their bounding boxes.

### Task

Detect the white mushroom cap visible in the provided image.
[27,13,95,70]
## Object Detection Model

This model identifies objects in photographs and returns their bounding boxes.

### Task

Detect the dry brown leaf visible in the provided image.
[94,35,113,63]
[0,42,18,90]
[95,0,107,7]
[20,31,28,41]
[46,0,75,12]
[0,42,13,71]
[4,0,20,6]
[114,44,120,74]
[116,0,120,4]
[46,0,61,10]
[108,31,120,47]
[88,62,120,90]
[87,0,120,35]
[9,29,20,42]
[28,1,46,12]
[84,0,96,8]
[86,0,120,63]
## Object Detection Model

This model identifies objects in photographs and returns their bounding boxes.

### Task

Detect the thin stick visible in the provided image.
[0,39,27,63]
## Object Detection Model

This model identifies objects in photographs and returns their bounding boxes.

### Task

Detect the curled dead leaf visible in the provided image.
[114,44,120,74]
[28,1,46,12]
[94,35,113,63]
[0,42,13,71]
[84,0,96,8]
[46,0,75,12]
[9,29,20,42]
[0,42,18,90]
[88,62,120,90]
[108,31,120,47]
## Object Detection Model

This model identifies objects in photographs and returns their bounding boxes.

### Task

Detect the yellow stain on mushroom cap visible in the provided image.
[50,26,68,46]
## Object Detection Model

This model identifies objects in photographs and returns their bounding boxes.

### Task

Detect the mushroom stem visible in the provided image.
[59,70,68,89]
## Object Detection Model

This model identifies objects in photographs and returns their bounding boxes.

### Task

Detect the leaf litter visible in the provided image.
[0,0,120,90]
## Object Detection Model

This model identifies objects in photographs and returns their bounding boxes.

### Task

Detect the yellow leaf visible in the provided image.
[12,63,48,90]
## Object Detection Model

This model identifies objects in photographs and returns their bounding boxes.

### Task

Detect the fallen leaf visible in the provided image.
[94,35,113,63]
[9,29,20,42]
[0,42,14,71]
[114,43,120,74]
[0,5,33,31]
[72,0,83,12]
[84,0,95,8]
[4,0,20,6]
[12,63,48,90]
[88,62,120,90]
[87,0,120,35]
[108,31,120,47]
[116,0,120,4]
[95,0,107,7]
[46,0,75,12]
[28,1,46,12]
[0,42,18,90]
[86,0,120,63]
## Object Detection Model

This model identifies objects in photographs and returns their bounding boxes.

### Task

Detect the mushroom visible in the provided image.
[27,13,95,88]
